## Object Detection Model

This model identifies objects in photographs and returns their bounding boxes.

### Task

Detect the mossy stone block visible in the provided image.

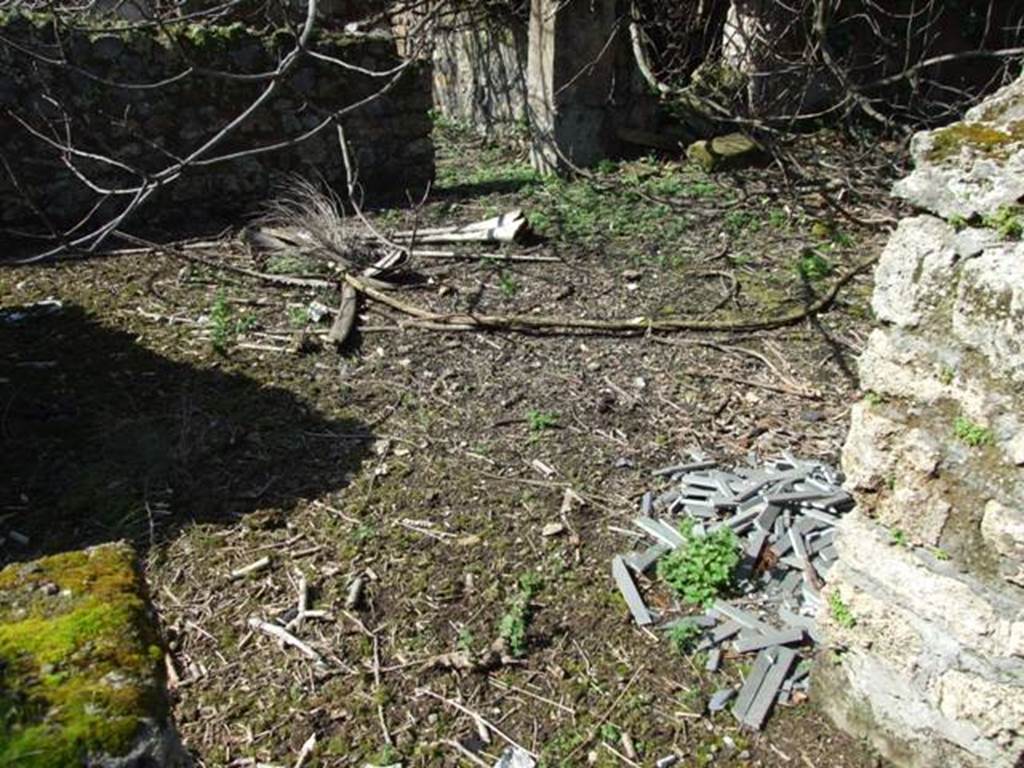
[0,543,185,767]
[686,133,764,173]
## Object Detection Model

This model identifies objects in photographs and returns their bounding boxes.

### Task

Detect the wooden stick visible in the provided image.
[417,687,537,759]
[247,618,320,661]
[229,556,271,580]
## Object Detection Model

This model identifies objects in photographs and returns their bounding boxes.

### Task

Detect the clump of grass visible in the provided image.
[954,416,994,447]
[657,523,740,607]
[497,271,520,297]
[666,620,702,655]
[498,573,543,657]
[829,591,856,629]
[527,410,558,431]
[982,205,1023,239]
[796,249,833,281]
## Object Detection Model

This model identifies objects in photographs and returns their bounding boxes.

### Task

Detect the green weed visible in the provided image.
[498,271,520,297]
[527,410,558,431]
[498,572,543,657]
[864,391,885,406]
[657,523,740,607]
[982,205,1023,239]
[209,290,232,353]
[829,591,856,629]
[666,620,702,655]
[948,213,968,232]
[796,249,833,281]
[954,416,994,447]
[889,528,908,547]
[288,306,309,327]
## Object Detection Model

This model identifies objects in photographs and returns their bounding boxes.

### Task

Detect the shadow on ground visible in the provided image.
[0,303,372,566]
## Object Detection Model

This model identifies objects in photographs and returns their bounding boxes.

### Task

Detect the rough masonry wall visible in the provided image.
[0,15,434,232]
[816,76,1024,768]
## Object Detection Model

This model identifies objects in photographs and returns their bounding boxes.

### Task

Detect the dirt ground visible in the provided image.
[1,125,901,767]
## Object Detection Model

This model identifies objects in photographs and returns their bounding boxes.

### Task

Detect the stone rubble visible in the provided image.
[612,451,853,731]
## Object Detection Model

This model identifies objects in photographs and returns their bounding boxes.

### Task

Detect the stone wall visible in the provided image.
[430,12,529,138]
[817,76,1024,768]
[0,15,434,233]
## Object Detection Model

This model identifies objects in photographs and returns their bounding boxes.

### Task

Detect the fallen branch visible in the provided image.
[345,256,878,335]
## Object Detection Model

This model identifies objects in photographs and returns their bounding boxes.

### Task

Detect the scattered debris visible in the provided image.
[493,745,536,768]
[229,555,272,580]
[612,451,854,730]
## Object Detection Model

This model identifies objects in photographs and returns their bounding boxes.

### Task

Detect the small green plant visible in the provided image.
[981,205,1023,239]
[598,724,621,744]
[829,591,856,629]
[796,249,833,281]
[939,364,956,385]
[948,213,969,232]
[288,306,309,327]
[931,547,951,561]
[209,290,232,353]
[954,416,994,447]
[527,410,558,431]
[456,627,475,653]
[498,572,543,657]
[666,620,702,655]
[657,523,740,607]
[767,207,789,228]
[724,209,758,235]
[889,528,908,547]
[498,271,520,297]
[864,390,885,406]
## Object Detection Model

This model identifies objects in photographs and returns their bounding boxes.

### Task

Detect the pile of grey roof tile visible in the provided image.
[611,452,853,731]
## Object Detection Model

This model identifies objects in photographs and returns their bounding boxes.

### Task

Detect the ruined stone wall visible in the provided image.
[0,15,434,232]
[817,76,1024,768]
[430,11,529,138]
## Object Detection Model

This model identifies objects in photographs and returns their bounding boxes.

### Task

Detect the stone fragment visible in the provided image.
[612,556,653,626]
[686,133,764,173]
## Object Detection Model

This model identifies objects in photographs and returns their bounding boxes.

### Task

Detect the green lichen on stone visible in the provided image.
[0,544,165,767]
[926,120,1024,162]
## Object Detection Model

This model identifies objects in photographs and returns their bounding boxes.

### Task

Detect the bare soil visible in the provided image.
[0,126,901,767]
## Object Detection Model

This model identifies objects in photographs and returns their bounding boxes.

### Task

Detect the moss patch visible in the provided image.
[926,120,1024,162]
[0,544,165,767]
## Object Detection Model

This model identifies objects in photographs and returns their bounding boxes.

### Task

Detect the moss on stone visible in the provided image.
[926,120,1024,162]
[0,543,165,767]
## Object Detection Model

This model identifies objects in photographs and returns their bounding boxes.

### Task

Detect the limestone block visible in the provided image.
[0,543,188,766]
[858,328,953,402]
[981,499,1024,559]
[871,215,958,328]
[893,76,1024,219]
[841,401,899,492]
[934,669,1024,753]
[952,240,1024,384]
[834,512,1024,659]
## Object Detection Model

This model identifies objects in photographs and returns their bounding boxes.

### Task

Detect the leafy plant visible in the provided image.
[796,249,833,281]
[931,547,951,561]
[864,390,885,406]
[954,416,994,447]
[666,619,702,654]
[288,306,309,327]
[498,573,543,657]
[889,528,908,547]
[939,364,956,385]
[498,271,520,297]
[981,205,1023,239]
[829,591,856,629]
[948,213,968,232]
[527,410,558,431]
[456,627,475,653]
[598,724,621,743]
[209,290,232,353]
[657,523,740,607]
